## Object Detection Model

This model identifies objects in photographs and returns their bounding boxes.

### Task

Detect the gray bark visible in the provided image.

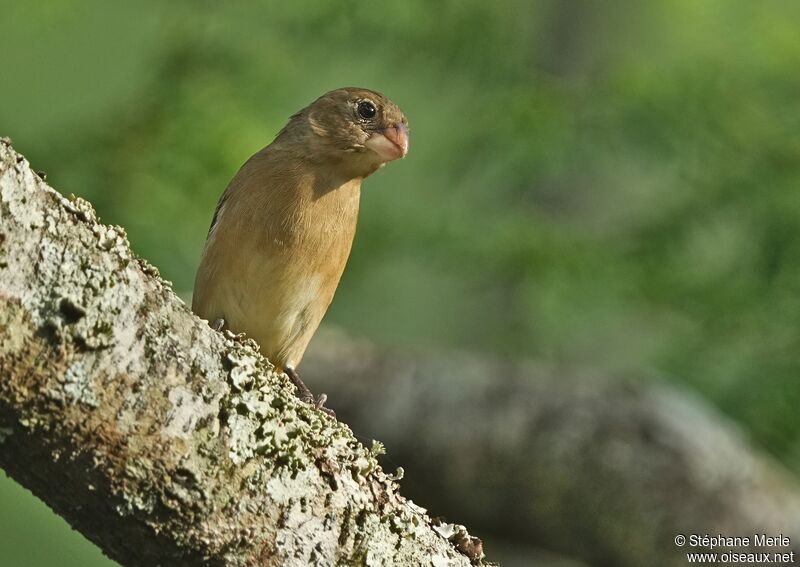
[305,329,800,567]
[0,139,487,567]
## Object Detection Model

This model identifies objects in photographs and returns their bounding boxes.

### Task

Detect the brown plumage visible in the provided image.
[192,87,409,411]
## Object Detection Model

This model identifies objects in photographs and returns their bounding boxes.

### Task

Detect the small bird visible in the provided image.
[193,87,409,414]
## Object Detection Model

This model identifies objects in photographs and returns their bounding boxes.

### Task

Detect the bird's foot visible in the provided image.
[212,318,246,342]
[302,392,335,419]
[313,393,336,418]
[285,367,336,419]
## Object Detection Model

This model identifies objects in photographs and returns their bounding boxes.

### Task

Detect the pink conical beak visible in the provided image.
[365,122,409,161]
[382,123,409,158]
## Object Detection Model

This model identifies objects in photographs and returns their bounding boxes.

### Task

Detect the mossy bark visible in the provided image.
[0,139,484,567]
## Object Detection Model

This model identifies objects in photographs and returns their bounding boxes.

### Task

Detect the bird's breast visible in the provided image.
[224,176,361,365]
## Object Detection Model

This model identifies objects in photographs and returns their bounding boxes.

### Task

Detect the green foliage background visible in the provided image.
[1,1,799,564]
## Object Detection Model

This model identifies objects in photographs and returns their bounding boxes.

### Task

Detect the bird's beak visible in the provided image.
[365,123,409,162]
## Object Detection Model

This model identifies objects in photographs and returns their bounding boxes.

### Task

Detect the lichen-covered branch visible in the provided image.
[0,139,485,567]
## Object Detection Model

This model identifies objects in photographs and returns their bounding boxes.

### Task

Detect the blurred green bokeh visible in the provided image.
[2,1,800,565]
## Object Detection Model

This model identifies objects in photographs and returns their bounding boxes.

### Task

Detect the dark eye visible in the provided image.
[357,100,377,120]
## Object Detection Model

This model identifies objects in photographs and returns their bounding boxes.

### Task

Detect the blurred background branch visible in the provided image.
[307,328,800,566]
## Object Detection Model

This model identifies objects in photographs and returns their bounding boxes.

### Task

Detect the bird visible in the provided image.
[192,87,409,415]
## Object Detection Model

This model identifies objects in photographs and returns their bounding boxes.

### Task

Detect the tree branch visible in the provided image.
[307,329,800,567]
[0,139,486,567]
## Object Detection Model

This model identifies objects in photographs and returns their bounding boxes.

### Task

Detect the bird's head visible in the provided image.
[280,87,409,178]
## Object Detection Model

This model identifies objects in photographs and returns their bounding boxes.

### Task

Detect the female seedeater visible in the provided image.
[192,88,409,415]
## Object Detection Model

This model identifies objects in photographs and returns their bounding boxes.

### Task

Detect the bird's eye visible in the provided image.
[357,100,377,120]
